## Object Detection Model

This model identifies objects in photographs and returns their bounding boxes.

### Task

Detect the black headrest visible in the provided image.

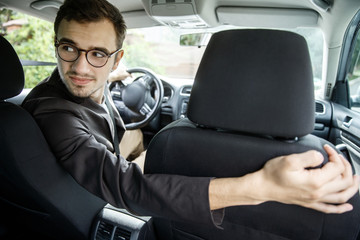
[0,35,24,100]
[187,29,315,138]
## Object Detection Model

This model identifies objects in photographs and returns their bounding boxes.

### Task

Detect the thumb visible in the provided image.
[292,150,324,170]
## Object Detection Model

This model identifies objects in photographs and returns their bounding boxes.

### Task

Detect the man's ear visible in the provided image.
[112,49,124,71]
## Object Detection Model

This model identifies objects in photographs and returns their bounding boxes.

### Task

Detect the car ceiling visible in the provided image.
[0,0,359,46]
[0,0,360,44]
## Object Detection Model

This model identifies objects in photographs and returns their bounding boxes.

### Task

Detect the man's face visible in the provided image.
[56,19,123,103]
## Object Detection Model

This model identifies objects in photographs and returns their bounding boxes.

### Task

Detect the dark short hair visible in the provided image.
[54,0,126,48]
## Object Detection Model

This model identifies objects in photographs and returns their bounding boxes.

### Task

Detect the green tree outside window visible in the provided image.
[1,9,55,88]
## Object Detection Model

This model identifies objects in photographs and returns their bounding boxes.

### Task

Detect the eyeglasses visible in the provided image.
[55,41,121,68]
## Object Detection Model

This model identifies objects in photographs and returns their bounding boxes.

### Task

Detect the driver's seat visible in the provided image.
[0,35,106,239]
[144,29,360,239]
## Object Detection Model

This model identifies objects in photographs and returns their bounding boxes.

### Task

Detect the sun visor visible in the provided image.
[217,7,319,28]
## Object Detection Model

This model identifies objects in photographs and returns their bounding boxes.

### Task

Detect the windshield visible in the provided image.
[123,26,323,84]
[123,26,206,79]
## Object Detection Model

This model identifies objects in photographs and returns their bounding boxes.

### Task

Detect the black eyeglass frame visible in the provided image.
[55,40,121,68]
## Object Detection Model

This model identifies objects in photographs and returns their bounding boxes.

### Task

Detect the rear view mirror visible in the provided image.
[180,33,212,47]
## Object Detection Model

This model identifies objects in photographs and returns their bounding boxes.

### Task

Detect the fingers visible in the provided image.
[304,145,346,186]
[305,202,354,214]
[322,144,346,174]
[109,69,132,82]
[305,147,360,208]
[287,150,324,170]
[319,175,360,204]
[315,154,354,195]
[323,144,338,157]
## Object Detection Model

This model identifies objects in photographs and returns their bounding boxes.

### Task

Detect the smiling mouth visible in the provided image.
[69,76,93,86]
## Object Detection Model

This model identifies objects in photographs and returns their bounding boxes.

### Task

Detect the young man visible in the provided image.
[22,0,359,226]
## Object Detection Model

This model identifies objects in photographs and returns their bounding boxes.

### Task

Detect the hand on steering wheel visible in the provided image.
[109,67,164,130]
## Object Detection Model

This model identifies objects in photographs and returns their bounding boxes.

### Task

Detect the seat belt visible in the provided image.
[104,88,121,160]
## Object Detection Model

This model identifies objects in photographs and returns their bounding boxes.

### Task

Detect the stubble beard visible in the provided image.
[59,69,97,98]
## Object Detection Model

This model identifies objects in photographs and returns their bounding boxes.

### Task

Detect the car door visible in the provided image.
[330,11,360,175]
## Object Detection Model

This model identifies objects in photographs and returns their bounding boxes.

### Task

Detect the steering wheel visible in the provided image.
[109,67,164,130]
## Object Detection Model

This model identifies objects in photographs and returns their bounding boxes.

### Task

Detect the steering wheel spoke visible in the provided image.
[141,74,153,85]
[109,67,164,130]
[139,103,152,116]
[111,89,122,99]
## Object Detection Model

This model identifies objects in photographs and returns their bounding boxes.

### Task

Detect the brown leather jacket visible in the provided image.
[22,68,219,226]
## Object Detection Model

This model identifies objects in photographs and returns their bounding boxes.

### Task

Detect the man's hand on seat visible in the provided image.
[259,144,360,213]
[209,144,360,213]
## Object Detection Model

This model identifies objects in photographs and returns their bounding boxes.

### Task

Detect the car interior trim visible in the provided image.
[216,7,319,28]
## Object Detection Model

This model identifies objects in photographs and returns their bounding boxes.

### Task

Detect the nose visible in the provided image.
[71,51,91,73]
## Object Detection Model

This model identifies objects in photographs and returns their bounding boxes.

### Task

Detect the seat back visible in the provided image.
[0,35,106,239]
[144,29,360,240]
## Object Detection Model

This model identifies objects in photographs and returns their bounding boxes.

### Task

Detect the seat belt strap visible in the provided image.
[104,88,121,160]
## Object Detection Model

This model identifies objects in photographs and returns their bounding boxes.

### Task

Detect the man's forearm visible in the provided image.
[209,173,264,210]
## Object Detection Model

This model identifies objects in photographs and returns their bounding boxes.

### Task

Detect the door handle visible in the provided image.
[343,116,353,128]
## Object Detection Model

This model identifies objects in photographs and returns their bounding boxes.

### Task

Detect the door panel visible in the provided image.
[332,102,360,175]
[313,99,332,140]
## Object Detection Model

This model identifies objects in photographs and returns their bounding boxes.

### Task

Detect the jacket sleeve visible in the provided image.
[23,98,222,227]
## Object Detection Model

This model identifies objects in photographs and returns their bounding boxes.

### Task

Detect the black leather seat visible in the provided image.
[0,35,106,239]
[144,29,360,240]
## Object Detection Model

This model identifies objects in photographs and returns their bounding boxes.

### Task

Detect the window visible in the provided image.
[123,26,206,79]
[1,9,55,89]
[124,26,324,92]
[1,9,324,93]
[347,29,360,112]
[294,28,323,95]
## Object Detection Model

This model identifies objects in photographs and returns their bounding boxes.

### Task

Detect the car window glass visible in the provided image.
[294,28,323,96]
[124,26,323,91]
[347,29,360,112]
[123,26,206,79]
[1,9,55,89]
[1,9,323,94]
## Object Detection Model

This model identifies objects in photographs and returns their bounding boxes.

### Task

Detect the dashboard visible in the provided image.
[155,77,194,129]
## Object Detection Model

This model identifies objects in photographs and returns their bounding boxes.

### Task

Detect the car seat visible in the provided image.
[0,35,106,239]
[144,29,360,240]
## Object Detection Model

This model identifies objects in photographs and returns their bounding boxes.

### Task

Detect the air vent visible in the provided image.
[114,227,131,240]
[163,86,173,102]
[96,221,114,240]
[315,101,325,114]
[181,86,192,95]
